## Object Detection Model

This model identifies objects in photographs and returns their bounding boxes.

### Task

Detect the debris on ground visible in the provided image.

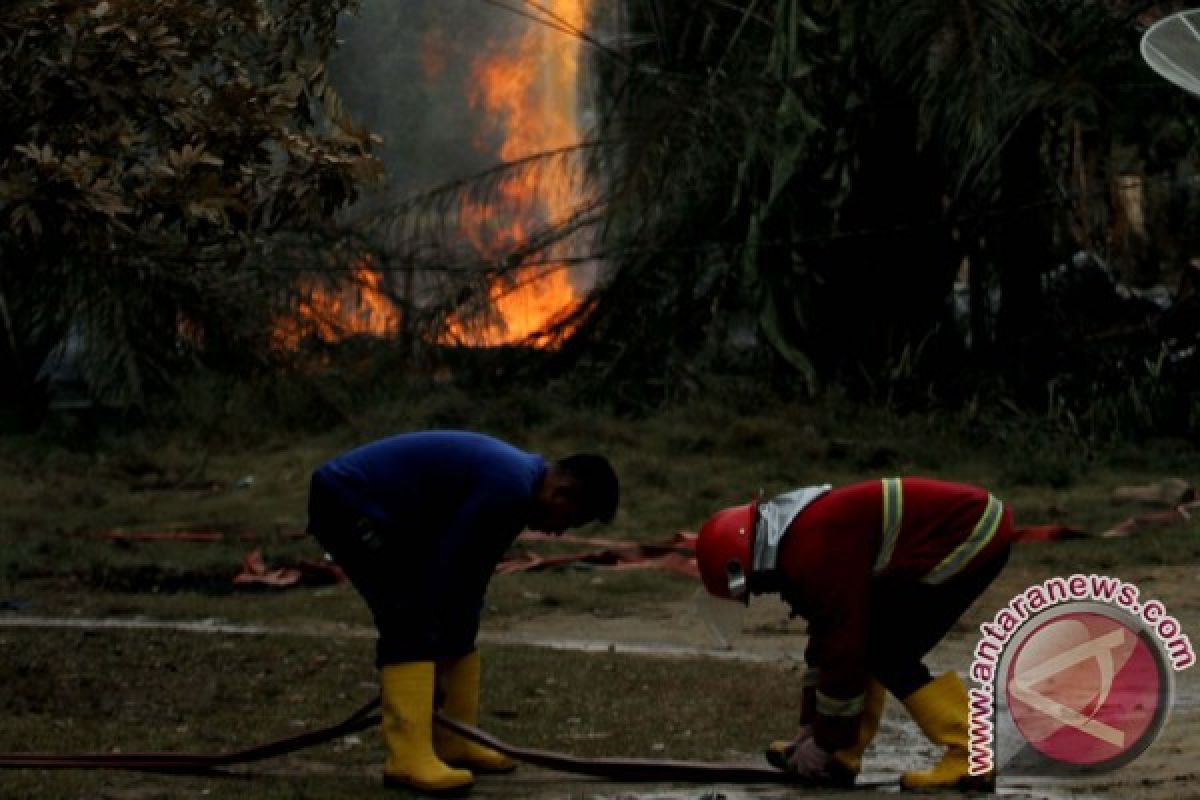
[496,532,699,577]
[232,549,347,589]
[1112,478,1195,506]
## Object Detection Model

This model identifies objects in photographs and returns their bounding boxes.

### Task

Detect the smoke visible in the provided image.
[328,1,526,196]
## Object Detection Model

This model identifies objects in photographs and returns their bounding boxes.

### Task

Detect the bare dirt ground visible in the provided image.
[4,561,1194,800]
[464,562,1200,800]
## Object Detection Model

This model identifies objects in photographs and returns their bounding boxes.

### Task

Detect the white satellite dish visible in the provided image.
[1141,9,1200,96]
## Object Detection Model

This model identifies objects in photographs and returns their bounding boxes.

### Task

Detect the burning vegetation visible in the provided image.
[274,0,592,352]
[272,258,401,351]
[437,0,592,347]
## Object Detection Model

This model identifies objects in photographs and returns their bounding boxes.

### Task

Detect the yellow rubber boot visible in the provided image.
[434,650,517,774]
[764,679,886,786]
[900,671,994,791]
[381,662,474,795]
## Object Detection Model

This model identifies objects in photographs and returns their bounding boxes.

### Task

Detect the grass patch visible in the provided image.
[3,389,1199,616]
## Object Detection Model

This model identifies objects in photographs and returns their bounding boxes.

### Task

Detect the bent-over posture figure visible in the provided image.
[696,477,1010,790]
[308,430,619,794]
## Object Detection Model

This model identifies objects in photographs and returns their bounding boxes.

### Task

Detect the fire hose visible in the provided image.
[0,699,383,773]
[0,698,891,786]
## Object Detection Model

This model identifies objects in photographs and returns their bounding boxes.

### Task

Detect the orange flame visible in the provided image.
[441,0,590,347]
[273,4,591,352]
[272,258,400,351]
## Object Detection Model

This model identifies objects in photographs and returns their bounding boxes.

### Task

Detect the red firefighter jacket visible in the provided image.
[775,477,1012,746]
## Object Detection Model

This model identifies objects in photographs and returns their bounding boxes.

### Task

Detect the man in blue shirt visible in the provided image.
[307,430,619,794]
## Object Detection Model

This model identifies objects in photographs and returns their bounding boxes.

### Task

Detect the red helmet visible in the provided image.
[695,500,757,603]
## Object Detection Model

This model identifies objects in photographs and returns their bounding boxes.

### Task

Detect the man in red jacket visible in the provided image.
[695,477,1011,790]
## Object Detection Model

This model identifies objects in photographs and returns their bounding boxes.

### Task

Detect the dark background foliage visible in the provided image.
[557,1,1200,428]
[0,0,381,413]
[4,0,1200,436]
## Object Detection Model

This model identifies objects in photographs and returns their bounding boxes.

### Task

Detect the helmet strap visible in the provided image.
[725,559,748,603]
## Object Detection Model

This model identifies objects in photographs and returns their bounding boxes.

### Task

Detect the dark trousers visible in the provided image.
[866,543,1010,699]
[306,474,480,666]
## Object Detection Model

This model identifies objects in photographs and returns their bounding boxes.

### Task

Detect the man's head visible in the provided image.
[531,453,619,534]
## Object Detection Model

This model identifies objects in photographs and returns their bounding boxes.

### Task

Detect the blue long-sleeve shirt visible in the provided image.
[313,430,547,610]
